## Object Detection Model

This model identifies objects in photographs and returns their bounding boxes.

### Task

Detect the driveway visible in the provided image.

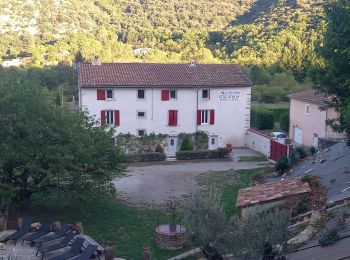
[113,149,271,207]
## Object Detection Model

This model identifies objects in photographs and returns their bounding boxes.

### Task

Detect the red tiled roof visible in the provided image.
[236,178,311,208]
[78,62,252,88]
[289,90,328,105]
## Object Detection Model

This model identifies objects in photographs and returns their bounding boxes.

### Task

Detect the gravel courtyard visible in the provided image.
[113,149,271,207]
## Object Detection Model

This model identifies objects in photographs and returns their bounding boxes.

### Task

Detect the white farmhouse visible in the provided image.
[78,62,252,157]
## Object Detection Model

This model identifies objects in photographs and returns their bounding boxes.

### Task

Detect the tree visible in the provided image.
[180,188,231,259]
[316,0,350,144]
[0,81,123,211]
[237,207,291,258]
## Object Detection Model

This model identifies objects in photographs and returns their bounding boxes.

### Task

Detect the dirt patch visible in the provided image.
[113,151,272,207]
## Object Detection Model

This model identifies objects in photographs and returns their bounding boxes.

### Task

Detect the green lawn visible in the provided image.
[197,167,272,216]
[27,167,272,259]
[239,155,268,162]
[29,195,188,259]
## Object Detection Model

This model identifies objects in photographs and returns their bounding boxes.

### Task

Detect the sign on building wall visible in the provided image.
[218,90,240,101]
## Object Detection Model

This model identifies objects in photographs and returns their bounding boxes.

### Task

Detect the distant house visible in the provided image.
[133,48,153,56]
[78,62,252,157]
[1,57,31,67]
[289,90,343,147]
[236,178,311,218]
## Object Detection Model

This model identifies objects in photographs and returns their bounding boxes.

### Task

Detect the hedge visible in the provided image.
[271,108,289,122]
[176,148,229,160]
[126,152,166,162]
[250,107,275,130]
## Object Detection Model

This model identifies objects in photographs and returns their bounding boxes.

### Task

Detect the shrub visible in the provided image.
[251,107,275,130]
[309,146,317,156]
[294,146,308,159]
[180,136,193,151]
[176,149,228,160]
[155,143,164,153]
[295,196,310,216]
[280,112,289,133]
[319,228,339,247]
[127,152,166,162]
[275,156,289,175]
[288,151,300,166]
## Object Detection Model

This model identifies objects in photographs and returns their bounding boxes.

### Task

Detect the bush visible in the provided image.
[288,151,300,166]
[295,146,308,159]
[180,136,194,151]
[319,228,339,247]
[309,146,317,155]
[176,149,228,160]
[275,156,289,175]
[127,152,166,162]
[251,107,275,130]
[280,112,289,133]
[155,143,164,153]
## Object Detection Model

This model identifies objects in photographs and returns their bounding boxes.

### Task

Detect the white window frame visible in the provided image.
[305,104,310,115]
[201,110,209,125]
[106,110,114,125]
[137,129,146,137]
[137,89,145,99]
[137,111,146,119]
[170,90,177,100]
[106,89,114,100]
[202,89,209,99]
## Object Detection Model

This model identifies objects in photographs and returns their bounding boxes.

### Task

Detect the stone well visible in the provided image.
[155,224,186,250]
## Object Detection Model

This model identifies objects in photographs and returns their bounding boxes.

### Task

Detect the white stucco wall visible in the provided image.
[245,129,271,158]
[80,86,251,150]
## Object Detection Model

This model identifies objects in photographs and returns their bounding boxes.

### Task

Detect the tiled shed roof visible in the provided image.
[289,90,328,105]
[78,62,252,88]
[236,178,311,208]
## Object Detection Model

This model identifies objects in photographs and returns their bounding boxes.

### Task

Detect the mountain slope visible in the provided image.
[0,0,330,71]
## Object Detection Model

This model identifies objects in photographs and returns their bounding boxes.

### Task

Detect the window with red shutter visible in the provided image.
[210,109,215,125]
[197,110,201,125]
[114,110,120,126]
[168,110,178,126]
[97,89,106,100]
[100,110,106,127]
[161,90,170,101]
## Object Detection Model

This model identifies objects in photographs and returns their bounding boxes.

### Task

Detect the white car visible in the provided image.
[270,132,289,144]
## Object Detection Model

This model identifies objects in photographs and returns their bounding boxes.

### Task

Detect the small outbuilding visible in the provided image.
[236,178,311,218]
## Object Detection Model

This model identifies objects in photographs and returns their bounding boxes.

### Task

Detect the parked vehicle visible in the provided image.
[270,132,289,144]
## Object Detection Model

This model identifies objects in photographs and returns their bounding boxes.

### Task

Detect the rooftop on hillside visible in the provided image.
[236,178,311,208]
[78,62,252,88]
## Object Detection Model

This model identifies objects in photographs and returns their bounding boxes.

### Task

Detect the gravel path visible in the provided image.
[113,149,271,207]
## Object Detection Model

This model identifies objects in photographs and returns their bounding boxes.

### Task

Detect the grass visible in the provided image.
[239,155,268,162]
[28,195,188,259]
[197,167,272,216]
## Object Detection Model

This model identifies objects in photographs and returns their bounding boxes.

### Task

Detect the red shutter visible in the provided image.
[197,110,201,125]
[101,110,106,127]
[97,89,105,100]
[161,90,170,101]
[210,109,215,125]
[174,110,178,126]
[168,110,173,125]
[114,110,120,126]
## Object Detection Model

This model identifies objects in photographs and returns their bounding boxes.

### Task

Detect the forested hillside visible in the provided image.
[1,0,327,70]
